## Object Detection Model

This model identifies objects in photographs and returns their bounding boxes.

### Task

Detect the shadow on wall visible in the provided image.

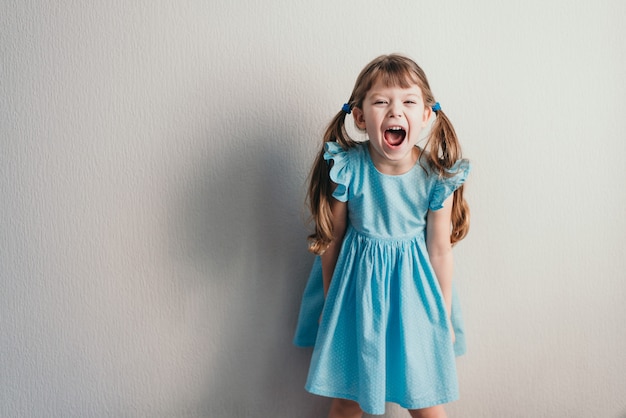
[166,123,329,417]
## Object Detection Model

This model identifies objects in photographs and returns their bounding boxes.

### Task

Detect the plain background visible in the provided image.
[2,1,625,417]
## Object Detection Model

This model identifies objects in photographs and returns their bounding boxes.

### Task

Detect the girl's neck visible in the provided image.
[367,142,421,176]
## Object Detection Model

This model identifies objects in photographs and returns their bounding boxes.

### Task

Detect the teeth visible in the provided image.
[387,126,405,131]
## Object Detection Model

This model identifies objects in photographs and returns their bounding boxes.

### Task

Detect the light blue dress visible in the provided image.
[293,141,470,415]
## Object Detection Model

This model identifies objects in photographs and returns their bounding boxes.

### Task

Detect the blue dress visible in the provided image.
[293,141,470,415]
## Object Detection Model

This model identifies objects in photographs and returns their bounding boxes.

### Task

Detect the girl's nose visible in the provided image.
[388,107,402,117]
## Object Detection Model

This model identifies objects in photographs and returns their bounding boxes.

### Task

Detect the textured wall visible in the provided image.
[1,1,625,417]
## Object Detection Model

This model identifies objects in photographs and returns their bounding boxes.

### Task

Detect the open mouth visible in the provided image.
[384,127,406,147]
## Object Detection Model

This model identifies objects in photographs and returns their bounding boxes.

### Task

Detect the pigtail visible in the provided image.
[426,109,470,245]
[306,109,357,255]
[450,184,469,244]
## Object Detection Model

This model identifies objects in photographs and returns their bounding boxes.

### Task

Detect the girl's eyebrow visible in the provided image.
[368,87,422,95]
[367,92,423,100]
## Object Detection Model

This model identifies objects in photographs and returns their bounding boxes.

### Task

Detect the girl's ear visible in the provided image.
[352,107,366,130]
[422,106,432,127]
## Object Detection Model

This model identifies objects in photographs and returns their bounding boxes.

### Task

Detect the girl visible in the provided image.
[294,54,470,418]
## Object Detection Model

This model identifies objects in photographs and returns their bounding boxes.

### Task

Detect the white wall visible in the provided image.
[2,1,625,417]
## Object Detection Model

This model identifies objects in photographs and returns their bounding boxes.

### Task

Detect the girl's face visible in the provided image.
[352,78,431,175]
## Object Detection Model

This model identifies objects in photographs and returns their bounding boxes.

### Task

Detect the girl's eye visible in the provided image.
[374,100,388,105]
[405,100,417,104]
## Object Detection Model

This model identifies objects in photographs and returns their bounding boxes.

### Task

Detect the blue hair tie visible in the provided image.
[432,102,441,113]
[341,103,351,114]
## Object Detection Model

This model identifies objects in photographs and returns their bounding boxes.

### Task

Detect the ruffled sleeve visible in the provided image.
[323,142,353,202]
[429,159,471,211]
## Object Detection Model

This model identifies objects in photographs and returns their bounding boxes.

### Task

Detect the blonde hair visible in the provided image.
[307,54,470,254]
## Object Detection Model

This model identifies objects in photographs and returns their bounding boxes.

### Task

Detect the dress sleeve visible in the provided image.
[429,159,471,211]
[324,142,352,202]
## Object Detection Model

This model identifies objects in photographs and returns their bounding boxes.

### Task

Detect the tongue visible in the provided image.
[385,130,405,146]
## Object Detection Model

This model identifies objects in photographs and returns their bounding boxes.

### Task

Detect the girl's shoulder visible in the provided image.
[323,141,368,202]
[324,140,367,158]
[323,141,368,170]
[425,155,471,211]
[418,150,471,178]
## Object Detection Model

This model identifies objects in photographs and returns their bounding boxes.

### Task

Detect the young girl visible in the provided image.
[294,54,470,418]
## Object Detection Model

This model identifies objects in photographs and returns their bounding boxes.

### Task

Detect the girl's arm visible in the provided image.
[426,194,455,341]
[321,196,348,297]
